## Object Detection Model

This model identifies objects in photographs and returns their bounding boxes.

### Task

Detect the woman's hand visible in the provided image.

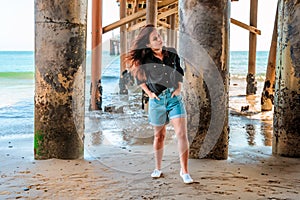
[139,83,160,100]
[171,88,181,98]
[149,92,160,100]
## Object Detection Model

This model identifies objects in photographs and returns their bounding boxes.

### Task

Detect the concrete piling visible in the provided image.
[179,0,230,159]
[273,0,300,157]
[34,0,87,159]
[261,2,278,111]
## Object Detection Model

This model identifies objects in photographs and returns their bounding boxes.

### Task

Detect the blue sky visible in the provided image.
[0,0,277,51]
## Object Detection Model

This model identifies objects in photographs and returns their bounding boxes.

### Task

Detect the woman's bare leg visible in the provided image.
[153,125,166,170]
[171,117,189,174]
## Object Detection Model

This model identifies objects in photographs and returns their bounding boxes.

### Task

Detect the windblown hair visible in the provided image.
[126,24,156,82]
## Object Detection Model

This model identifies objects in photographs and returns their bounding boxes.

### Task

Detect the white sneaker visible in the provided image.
[151,169,162,178]
[180,169,193,184]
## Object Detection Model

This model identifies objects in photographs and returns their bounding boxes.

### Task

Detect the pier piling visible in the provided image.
[261,4,278,111]
[34,0,87,159]
[246,0,258,95]
[273,0,300,157]
[179,0,230,159]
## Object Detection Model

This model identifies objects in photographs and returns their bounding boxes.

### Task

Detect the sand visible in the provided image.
[0,79,300,199]
[1,137,299,199]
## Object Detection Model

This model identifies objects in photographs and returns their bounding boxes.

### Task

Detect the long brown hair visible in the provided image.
[126,24,156,82]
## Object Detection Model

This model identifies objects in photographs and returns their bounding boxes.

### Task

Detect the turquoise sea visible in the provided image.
[0,51,269,142]
[0,51,120,137]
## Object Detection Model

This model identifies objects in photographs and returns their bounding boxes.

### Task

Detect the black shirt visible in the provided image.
[137,47,184,96]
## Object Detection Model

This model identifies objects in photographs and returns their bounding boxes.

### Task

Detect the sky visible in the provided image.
[0,0,277,51]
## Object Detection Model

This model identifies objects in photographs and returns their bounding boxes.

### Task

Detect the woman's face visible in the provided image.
[147,30,163,51]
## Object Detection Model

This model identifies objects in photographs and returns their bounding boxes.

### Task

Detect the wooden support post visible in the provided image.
[110,39,115,55]
[167,8,176,48]
[146,0,157,26]
[179,0,229,159]
[119,0,128,94]
[261,3,278,111]
[116,41,120,55]
[273,0,300,157]
[246,0,258,95]
[170,13,176,48]
[167,18,172,47]
[34,0,87,159]
[127,0,138,70]
[90,0,103,110]
[141,0,158,112]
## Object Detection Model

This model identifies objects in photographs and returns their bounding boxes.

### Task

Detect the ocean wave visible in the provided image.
[0,71,34,79]
[86,75,119,80]
[230,73,266,81]
[0,72,120,81]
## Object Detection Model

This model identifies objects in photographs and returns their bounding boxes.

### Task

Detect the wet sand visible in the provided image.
[0,79,299,199]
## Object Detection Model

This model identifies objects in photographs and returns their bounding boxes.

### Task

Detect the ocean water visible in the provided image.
[0,51,121,137]
[229,51,268,80]
[0,51,270,143]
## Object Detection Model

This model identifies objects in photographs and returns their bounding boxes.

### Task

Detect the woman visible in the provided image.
[126,24,193,184]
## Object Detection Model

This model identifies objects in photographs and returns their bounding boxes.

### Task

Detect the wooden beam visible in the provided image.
[103,0,177,33]
[127,19,171,32]
[158,20,171,29]
[127,7,177,31]
[103,9,146,33]
[230,18,261,35]
[158,0,178,9]
[157,7,177,19]
[127,20,146,32]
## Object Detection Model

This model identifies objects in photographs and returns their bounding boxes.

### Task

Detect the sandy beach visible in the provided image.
[1,79,300,200]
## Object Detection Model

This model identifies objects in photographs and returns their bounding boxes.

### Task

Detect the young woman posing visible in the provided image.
[126,24,193,184]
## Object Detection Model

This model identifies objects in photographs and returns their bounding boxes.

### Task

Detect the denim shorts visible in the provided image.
[148,88,186,126]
